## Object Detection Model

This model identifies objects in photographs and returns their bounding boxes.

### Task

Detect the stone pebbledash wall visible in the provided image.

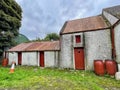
[60,29,112,70]
[84,29,112,70]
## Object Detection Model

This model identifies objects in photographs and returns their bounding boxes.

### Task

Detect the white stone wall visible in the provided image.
[8,51,59,67]
[55,51,59,67]
[114,23,120,63]
[60,34,73,68]
[60,30,112,70]
[8,52,18,65]
[84,29,112,70]
[44,51,59,67]
[22,52,38,66]
[102,11,118,25]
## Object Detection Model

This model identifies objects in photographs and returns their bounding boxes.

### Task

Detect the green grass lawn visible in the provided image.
[0,66,120,90]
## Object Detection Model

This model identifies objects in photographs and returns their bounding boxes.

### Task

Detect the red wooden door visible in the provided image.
[18,52,22,65]
[40,51,44,67]
[74,47,85,70]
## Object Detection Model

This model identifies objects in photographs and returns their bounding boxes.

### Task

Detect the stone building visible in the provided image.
[7,41,60,68]
[60,16,112,70]
[7,5,120,70]
[60,5,120,70]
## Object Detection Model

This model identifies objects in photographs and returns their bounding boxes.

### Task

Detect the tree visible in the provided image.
[0,0,22,57]
[30,37,41,42]
[44,33,60,41]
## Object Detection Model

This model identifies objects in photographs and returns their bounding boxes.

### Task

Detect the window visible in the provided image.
[75,35,81,43]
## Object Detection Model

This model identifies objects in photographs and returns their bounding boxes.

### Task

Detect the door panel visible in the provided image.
[40,51,44,67]
[18,52,22,65]
[74,47,85,70]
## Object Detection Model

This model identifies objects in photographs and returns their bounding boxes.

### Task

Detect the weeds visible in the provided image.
[0,66,120,90]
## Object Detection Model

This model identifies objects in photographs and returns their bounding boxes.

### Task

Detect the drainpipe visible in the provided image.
[37,51,39,66]
[111,27,116,60]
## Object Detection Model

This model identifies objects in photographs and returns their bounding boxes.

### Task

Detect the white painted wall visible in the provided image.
[114,23,120,63]
[55,51,59,67]
[102,11,118,25]
[22,52,38,66]
[8,51,59,67]
[8,52,18,65]
[84,29,112,70]
[44,51,59,67]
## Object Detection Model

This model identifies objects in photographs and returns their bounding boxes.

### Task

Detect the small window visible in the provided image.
[75,35,81,43]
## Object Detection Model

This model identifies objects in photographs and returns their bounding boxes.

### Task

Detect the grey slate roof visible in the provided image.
[103,5,120,19]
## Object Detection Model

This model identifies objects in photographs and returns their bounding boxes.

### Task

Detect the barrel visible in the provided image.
[105,60,117,75]
[94,60,105,76]
[2,58,8,67]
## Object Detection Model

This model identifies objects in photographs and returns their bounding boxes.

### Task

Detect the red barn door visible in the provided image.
[40,51,44,67]
[18,52,22,65]
[74,47,85,70]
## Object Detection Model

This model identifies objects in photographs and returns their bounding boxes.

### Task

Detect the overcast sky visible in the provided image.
[15,0,120,40]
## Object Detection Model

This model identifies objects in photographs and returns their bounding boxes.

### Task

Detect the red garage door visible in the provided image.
[74,47,85,70]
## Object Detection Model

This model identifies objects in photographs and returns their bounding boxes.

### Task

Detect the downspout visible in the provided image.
[37,51,39,66]
[111,27,116,60]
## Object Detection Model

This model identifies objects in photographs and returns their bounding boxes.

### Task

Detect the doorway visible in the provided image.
[40,51,44,67]
[74,47,85,70]
[18,52,22,65]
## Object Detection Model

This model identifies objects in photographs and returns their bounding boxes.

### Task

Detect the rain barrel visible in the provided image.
[105,60,117,75]
[94,60,105,76]
[2,58,8,67]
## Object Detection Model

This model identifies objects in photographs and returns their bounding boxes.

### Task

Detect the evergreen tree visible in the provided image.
[0,0,22,57]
